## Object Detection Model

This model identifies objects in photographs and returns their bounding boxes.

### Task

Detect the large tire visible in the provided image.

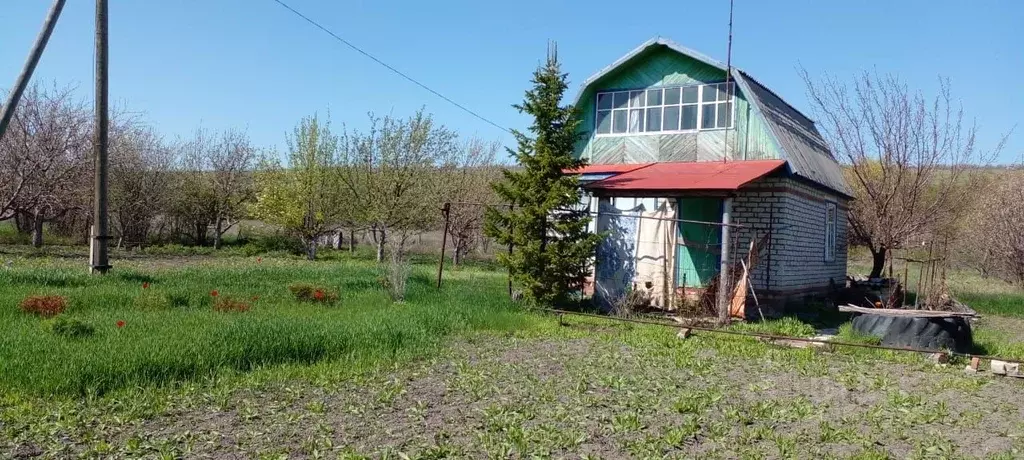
[851,314,973,353]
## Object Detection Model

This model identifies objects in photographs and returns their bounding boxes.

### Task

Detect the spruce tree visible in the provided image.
[484,45,602,306]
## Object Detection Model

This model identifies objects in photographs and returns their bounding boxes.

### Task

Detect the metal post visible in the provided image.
[436,202,451,289]
[507,203,514,298]
[89,0,111,274]
[717,197,733,324]
[0,0,68,142]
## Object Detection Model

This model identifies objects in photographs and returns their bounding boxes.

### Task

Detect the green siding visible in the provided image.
[676,197,722,287]
[574,45,782,163]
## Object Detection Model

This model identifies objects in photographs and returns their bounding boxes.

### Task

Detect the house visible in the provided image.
[571,38,852,314]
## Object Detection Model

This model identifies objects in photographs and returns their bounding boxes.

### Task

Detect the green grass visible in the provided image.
[0,255,526,396]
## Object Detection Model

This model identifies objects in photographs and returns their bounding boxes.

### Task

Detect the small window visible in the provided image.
[664,87,680,104]
[645,107,662,132]
[646,88,662,106]
[681,105,698,130]
[663,105,680,130]
[824,203,837,262]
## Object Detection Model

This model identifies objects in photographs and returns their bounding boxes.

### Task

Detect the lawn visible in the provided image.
[2,248,1024,458]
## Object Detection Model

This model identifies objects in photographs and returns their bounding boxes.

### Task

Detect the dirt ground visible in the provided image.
[12,326,1022,459]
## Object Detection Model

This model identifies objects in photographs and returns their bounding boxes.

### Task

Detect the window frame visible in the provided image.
[594,82,734,137]
[824,202,837,262]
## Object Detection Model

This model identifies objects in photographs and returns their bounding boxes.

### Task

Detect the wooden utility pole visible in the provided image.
[89,0,111,274]
[0,0,68,142]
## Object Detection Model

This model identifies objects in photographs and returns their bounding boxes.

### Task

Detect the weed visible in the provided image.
[213,297,252,313]
[47,317,96,338]
[19,295,67,318]
[288,283,339,305]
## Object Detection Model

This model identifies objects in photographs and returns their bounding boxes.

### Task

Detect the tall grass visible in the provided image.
[0,257,525,396]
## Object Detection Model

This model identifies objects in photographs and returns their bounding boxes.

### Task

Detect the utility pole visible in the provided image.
[89,0,111,274]
[0,0,68,142]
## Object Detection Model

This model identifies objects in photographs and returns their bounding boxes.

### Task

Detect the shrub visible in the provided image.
[48,317,95,338]
[213,297,252,313]
[19,295,67,318]
[288,282,339,305]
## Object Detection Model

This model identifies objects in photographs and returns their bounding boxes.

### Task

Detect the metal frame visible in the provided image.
[595,82,735,136]
[824,201,837,262]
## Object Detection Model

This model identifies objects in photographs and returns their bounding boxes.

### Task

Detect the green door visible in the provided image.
[676,197,722,288]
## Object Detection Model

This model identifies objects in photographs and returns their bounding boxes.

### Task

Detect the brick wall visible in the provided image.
[730,176,849,299]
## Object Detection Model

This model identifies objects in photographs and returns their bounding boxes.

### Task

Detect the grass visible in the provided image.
[0,253,526,396]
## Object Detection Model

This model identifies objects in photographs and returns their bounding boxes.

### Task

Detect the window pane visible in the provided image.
[719,83,733,101]
[612,109,628,133]
[681,105,697,130]
[663,105,680,131]
[701,104,716,129]
[646,107,662,132]
[664,87,680,105]
[613,92,629,109]
[701,84,719,102]
[628,108,644,133]
[630,91,645,108]
[717,102,732,128]
[597,93,613,110]
[646,89,662,106]
[596,110,611,134]
[682,86,698,104]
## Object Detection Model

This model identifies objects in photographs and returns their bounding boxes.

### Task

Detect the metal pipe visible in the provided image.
[716,197,733,324]
[436,202,450,288]
[0,0,68,142]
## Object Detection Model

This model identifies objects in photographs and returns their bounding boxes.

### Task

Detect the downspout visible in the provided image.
[717,196,734,324]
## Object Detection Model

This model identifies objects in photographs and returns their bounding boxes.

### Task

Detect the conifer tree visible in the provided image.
[484,45,602,306]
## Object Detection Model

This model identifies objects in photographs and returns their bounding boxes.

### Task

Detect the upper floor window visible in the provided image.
[595,82,733,135]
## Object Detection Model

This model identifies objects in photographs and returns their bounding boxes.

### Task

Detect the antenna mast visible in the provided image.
[723,0,734,163]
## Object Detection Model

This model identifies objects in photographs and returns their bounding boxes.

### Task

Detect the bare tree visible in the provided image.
[171,127,258,247]
[442,138,501,265]
[338,110,459,262]
[801,70,1007,278]
[109,120,175,246]
[0,83,91,247]
[973,168,1024,285]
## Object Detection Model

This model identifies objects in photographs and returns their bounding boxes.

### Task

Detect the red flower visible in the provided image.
[142,282,150,289]
[313,290,325,300]
[116,320,126,328]
[210,290,219,297]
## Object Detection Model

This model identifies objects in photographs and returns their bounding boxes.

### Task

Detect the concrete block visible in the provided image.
[991,360,1008,375]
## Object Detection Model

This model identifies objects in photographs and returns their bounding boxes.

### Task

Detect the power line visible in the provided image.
[269,0,512,135]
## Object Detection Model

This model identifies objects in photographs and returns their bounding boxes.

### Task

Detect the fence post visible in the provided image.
[436,202,451,289]
[507,203,514,298]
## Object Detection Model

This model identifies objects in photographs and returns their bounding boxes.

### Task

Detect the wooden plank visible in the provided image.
[839,305,977,318]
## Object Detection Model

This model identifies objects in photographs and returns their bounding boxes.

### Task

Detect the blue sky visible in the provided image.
[3,0,1021,162]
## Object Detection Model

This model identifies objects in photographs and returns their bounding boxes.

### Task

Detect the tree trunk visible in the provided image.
[376,229,386,263]
[451,237,463,266]
[306,239,317,261]
[348,229,356,253]
[213,217,223,250]
[14,210,32,234]
[869,246,887,279]
[31,210,44,248]
[194,221,207,246]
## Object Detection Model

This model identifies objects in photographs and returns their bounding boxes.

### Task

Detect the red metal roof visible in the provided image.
[585,160,786,191]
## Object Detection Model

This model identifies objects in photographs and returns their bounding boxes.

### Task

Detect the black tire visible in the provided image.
[851,314,973,353]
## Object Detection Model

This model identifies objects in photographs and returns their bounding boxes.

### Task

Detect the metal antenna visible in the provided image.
[722,0,735,163]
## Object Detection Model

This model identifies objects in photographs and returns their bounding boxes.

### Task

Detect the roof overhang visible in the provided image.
[577,160,787,193]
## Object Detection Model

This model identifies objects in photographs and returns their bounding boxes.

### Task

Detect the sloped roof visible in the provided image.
[574,38,853,198]
[585,159,786,192]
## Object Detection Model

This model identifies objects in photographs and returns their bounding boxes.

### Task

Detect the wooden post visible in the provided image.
[0,0,68,141]
[436,202,450,289]
[716,197,734,325]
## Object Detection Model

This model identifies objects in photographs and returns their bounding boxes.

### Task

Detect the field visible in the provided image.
[2,247,1024,458]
